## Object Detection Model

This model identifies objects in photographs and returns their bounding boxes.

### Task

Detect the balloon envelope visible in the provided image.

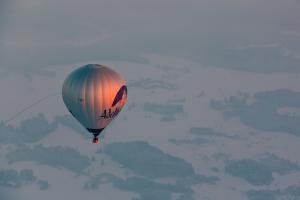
[62,64,127,137]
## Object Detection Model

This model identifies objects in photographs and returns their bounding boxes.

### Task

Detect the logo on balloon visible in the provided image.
[111,85,127,107]
[99,85,127,119]
[100,107,121,119]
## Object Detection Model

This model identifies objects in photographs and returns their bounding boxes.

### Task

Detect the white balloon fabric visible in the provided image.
[62,64,127,141]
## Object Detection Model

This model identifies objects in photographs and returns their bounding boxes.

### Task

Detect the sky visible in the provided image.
[0,0,300,199]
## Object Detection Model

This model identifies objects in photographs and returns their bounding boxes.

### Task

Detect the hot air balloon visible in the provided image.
[62,64,127,144]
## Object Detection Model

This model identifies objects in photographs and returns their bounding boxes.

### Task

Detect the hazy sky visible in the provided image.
[1,0,300,74]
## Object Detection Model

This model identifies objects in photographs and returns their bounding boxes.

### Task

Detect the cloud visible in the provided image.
[85,175,177,200]
[0,169,36,188]
[128,78,177,90]
[168,138,209,145]
[169,127,238,146]
[85,173,218,200]
[0,188,17,200]
[211,89,300,136]
[0,113,56,144]
[225,159,274,185]
[104,141,194,178]
[225,154,300,186]
[84,173,120,190]
[190,127,239,139]
[283,185,300,199]
[36,180,51,190]
[258,153,300,175]
[7,145,91,174]
[0,113,98,145]
[246,185,300,200]
[102,141,219,200]
[54,115,89,139]
[246,190,278,200]
[143,102,183,121]
[18,113,56,142]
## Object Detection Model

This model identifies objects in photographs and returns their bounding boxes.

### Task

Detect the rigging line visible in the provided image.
[4,92,60,125]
